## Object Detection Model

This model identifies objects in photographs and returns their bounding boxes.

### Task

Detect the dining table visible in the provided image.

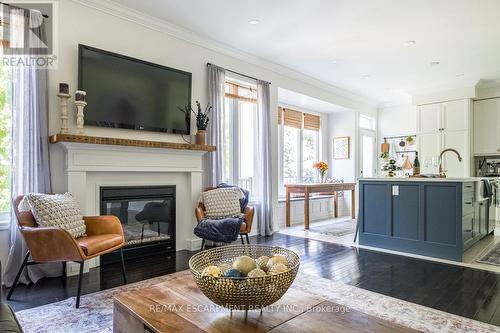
[284,183,357,230]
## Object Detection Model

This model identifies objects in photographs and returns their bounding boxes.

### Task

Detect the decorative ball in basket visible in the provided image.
[189,245,300,311]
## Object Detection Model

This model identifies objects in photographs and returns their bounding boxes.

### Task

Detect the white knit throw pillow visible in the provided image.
[202,188,244,219]
[19,193,87,238]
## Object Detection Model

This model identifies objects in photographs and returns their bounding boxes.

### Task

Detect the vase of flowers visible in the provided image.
[178,101,212,145]
[313,161,329,183]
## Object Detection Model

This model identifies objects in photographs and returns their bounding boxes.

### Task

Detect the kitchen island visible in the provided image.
[358,177,485,261]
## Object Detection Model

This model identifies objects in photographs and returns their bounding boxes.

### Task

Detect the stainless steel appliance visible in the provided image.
[488,178,500,234]
[476,179,492,236]
[476,157,500,177]
[475,157,499,236]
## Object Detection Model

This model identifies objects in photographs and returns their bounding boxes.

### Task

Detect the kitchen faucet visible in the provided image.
[438,148,462,177]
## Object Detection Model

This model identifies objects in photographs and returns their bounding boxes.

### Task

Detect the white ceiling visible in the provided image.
[110,0,500,105]
[278,88,350,114]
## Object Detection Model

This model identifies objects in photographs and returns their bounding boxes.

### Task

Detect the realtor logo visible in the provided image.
[0,1,58,68]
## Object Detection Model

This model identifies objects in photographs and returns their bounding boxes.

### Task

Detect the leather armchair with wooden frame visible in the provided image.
[195,187,254,250]
[7,195,128,308]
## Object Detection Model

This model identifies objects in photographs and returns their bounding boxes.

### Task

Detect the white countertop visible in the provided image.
[360,177,483,182]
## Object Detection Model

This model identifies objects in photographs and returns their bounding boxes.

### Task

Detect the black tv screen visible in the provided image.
[78,45,191,134]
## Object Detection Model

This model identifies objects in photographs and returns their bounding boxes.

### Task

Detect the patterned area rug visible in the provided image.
[477,243,500,266]
[307,220,356,237]
[15,270,499,333]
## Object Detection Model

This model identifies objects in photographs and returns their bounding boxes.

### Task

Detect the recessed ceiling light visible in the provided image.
[404,40,416,46]
[430,61,440,66]
[248,19,260,25]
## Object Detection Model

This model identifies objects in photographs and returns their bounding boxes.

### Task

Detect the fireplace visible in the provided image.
[99,185,176,264]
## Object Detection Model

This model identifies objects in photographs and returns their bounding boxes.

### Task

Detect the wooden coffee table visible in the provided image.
[113,271,417,333]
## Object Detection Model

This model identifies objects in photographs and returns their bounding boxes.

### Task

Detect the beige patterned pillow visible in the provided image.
[20,193,87,238]
[202,188,244,219]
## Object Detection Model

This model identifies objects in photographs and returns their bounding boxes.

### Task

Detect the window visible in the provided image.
[279,107,320,194]
[282,126,299,184]
[302,129,319,183]
[359,114,376,130]
[0,64,12,223]
[359,114,377,177]
[221,77,258,196]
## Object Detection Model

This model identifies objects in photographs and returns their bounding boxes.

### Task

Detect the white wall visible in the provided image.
[1,0,378,260]
[377,104,417,141]
[376,104,417,172]
[327,110,357,215]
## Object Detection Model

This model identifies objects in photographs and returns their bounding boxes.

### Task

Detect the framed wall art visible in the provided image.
[333,136,350,159]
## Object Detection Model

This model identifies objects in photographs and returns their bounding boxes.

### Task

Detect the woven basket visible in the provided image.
[189,245,300,310]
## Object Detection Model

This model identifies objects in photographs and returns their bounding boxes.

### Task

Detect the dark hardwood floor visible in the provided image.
[3,233,500,326]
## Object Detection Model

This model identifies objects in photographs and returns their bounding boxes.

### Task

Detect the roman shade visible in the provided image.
[278,107,320,131]
[282,108,302,129]
[304,113,321,131]
[225,81,257,103]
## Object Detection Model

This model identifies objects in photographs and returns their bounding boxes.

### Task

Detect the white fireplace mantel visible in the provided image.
[55,141,208,274]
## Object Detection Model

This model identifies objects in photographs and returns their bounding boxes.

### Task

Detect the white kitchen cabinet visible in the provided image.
[417,99,471,177]
[473,98,500,155]
[443,100,468,131]
[418,103,442,133]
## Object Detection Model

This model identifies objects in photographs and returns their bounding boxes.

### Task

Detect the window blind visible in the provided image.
[283,108,303,129]
[225,81,257,103]
[279,107,320,131]
[304,113,320,131]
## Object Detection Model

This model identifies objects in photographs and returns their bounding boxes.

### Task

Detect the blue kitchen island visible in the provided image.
[358,178,484,261]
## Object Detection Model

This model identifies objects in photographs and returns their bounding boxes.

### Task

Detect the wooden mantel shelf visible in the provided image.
[49,133,216,152]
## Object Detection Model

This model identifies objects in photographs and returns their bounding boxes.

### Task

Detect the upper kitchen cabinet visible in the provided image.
[417,99,471,177]
[473,98,500,155]
[418,103,442,133]
[418,99,469,134]
[442,100,469,132]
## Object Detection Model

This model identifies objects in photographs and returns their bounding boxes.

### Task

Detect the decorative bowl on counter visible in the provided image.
[189,245,300,311]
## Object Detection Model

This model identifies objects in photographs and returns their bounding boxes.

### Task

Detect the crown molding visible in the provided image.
[70,0,379,108]
[477,78,500,89]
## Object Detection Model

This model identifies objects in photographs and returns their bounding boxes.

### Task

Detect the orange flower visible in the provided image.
[313,161,329,172]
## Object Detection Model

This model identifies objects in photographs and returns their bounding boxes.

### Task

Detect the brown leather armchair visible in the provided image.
[7,195,128,308]
[195,187,254,250]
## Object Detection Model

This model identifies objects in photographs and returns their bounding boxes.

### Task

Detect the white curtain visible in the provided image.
[3,9,58,287]
[256,80,274,236]
[206,64,226,188]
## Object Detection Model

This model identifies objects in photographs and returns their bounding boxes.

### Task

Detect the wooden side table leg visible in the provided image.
[304,188,310,230]
[286,189,291,227]
[351,188,356,219]
[334,191,339,218]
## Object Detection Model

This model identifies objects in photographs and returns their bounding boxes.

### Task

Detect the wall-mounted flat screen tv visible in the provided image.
[78,44,191,134]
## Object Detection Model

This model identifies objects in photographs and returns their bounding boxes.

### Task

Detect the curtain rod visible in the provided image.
[207,63,271,85]
[0,2,49,18]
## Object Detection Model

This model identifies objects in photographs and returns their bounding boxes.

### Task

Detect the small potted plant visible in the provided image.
[178,101,212,145]
[405,136,415,146]
[313,161,329,183]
